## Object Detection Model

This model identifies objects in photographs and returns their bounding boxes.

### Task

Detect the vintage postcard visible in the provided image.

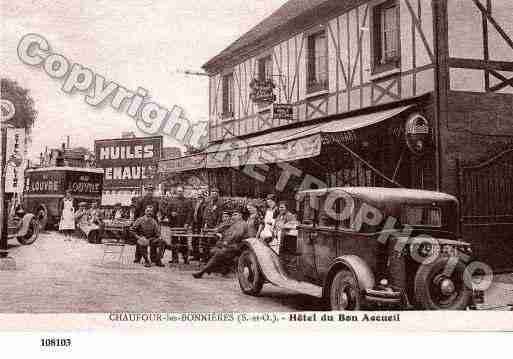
[1,0,513,346]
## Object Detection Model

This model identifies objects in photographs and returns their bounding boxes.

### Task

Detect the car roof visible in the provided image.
[298,187,457,205]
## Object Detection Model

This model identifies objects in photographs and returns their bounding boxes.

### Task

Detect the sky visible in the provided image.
[1,0,288,158]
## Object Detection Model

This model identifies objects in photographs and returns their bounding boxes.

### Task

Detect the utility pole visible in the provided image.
[0,124,16,270]
[1,99,17,269]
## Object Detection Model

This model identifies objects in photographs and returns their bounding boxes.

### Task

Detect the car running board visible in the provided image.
[247,238,323,298]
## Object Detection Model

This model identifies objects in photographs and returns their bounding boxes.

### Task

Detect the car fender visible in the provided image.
[16,213,36,237]
[323,255,375,299]
[240,237,284,284]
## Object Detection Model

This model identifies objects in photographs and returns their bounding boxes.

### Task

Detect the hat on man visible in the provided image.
[266,193,277,202]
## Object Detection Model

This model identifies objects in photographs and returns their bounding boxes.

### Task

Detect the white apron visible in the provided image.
[59,198,76,231]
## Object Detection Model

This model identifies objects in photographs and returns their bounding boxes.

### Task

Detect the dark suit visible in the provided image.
[191,198,206,260]
[197,219,247,275]
[167,195,192,263]
[130,215,162,265]
[203,197,223,229]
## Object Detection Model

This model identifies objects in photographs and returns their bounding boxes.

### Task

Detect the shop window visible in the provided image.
[258,56,273,82]
[372,0,400,74]
[307,30,328,93]
[222,73,234,118]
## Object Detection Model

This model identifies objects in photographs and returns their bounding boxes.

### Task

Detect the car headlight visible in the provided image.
[419,242,434,257]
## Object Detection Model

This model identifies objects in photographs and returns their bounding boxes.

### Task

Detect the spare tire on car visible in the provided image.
[414,257,472,310]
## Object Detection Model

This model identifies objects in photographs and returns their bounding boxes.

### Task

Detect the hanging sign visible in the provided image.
[272,103,293,121]
[249,78,276,104]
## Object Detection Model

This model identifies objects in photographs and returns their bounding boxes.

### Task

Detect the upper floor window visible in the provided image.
[373,0,400,73]
[222,73,234,118]
[307,30,328,93]
[258,56,273,82]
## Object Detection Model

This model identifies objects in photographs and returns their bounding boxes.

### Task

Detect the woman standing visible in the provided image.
[246,201,262,238]
[59,190,76,241]
[272,201,297,253]
[258,194,278,242]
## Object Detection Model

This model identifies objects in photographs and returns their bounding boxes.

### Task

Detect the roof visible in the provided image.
[298,187,458,204]
[26,167,105,174]
[203,0,366,72]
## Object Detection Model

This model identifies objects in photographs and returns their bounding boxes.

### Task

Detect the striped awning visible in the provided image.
[158,105,413,172]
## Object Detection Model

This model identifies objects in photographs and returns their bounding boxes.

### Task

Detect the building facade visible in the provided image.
[161,0,513,270]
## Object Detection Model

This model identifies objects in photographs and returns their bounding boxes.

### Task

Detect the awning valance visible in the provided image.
[158,153,207,173]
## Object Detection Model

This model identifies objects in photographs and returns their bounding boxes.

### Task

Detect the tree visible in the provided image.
[1,78,37,135]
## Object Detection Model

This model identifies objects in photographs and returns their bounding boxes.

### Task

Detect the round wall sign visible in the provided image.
[405,113,430,155]
[1,99,16,123]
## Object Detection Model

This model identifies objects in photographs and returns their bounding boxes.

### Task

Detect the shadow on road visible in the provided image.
[258,290,326,311]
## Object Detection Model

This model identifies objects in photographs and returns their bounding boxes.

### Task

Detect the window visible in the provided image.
[401,206,442,227]
[373,0,400,73]
[222,73,234,118]
[301,194,319,226]
[258,56,273,82]
[307,30,328,93]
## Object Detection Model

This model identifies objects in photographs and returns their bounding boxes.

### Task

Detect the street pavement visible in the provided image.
[0,231,512,313]
[0,231,322,313]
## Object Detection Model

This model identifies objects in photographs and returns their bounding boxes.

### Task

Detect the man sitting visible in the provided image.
[130,205,163,268]
[200,211,232,263]
[192,209,248,278]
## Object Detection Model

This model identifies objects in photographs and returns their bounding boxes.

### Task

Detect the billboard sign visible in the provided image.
[94,136,163,189]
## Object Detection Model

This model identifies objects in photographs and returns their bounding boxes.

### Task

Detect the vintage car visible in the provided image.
[237,187,481,310]
[22,167,104,230]
[7,205,40,245]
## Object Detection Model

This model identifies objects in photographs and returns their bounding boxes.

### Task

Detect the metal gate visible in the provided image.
[458,149,513,272]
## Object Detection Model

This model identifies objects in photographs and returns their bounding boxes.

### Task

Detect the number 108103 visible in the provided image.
[41,338,71,347]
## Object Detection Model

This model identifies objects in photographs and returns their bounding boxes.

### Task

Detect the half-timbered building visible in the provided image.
[161,0,513,270]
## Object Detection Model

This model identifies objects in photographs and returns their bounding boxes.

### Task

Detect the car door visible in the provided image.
[296,194,319,283]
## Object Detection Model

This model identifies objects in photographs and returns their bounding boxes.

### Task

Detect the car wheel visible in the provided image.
[414,257,472,310]
[17,218,40,245]
[37,205,48,231]
[237,249,264,296]
[330,270,363,311]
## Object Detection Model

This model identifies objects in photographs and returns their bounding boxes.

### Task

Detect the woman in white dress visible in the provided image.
[258,194,278,248]
[59,190,76,241]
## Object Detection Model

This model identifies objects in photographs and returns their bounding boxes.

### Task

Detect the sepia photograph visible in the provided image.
[1,0,513,343]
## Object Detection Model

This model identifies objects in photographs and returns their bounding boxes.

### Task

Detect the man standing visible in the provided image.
[168,186,192,264]
[203,187,223,230]
[191,190,207,261]
[192,209,248,278]
[130,205,163,267]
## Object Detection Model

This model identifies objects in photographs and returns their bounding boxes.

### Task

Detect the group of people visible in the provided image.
[58,185,298,277]
[129,187,297,279]
[58,190,103,241]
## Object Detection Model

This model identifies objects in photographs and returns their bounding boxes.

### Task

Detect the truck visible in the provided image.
[22,167,104,230]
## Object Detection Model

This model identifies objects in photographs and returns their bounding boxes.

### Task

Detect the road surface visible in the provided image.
[0,232,322,313]
[1,231,512,312]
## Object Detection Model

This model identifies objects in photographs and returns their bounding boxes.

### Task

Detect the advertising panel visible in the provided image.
[94,136,162,189]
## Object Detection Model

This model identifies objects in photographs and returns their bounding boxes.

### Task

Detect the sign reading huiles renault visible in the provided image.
[94,136,162,189]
